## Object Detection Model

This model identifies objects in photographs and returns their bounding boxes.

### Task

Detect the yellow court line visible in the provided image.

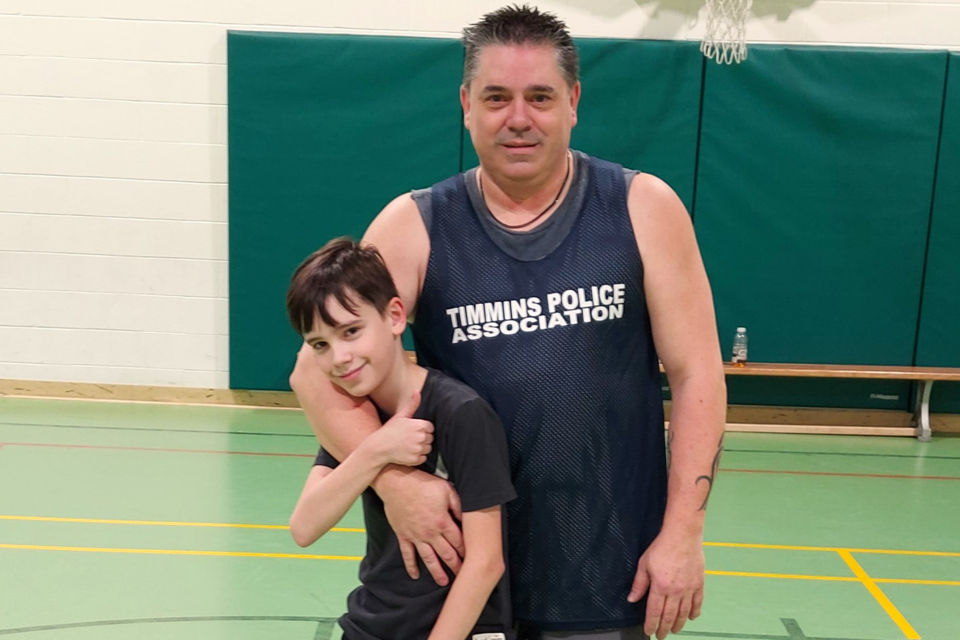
[847,547,960,558]
[0,515,364,533]
[0,543,362,561]
[706,570,859,582]
[1,543,957,592]
[705,541,842,553]
[876,578,960,587]
[706,541,960,558]
[838,550,921,640]
[4,518,957,559]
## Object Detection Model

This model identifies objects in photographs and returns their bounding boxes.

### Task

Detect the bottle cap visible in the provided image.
[737,327,746,332]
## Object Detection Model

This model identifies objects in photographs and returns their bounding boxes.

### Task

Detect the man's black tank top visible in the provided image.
[411,155,667,631]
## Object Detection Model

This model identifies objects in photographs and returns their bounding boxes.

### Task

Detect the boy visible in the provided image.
[286,237,516,640]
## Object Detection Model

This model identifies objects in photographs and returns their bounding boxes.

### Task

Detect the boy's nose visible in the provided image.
[331,343,353,368]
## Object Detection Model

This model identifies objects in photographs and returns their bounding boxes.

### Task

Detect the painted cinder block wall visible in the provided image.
[1,0,957,388]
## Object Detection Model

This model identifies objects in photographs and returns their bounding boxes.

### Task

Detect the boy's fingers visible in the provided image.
[397,391,421,418]
[398,538,419,580]
[415,542,449,586]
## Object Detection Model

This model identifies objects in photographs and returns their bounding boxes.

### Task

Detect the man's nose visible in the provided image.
[506,99,533,131]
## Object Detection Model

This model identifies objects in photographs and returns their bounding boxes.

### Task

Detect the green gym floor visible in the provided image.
[0,397,958,640]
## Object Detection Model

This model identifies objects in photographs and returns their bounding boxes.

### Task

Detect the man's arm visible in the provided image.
[289,193,465,584]
[427,507,506,640]
[625,173,727,640]
[290,194,427,459]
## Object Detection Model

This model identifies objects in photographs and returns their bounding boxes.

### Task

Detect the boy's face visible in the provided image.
[302,293,406,398]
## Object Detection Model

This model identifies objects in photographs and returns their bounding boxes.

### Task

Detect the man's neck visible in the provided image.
[368,347,427,416]
[479,150,572,210]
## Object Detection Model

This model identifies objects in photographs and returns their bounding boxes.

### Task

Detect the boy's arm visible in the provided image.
[289,405,435,548]
[426,397,515,639]
[289,452,382,548]
[427,506,506,640]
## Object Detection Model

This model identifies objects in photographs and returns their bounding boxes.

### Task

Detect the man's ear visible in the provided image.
[460,84,471,129]
[569,80,581,128]
[387,297,406,336]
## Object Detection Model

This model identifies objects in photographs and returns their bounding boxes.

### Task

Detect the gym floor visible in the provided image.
[0,397,958,639]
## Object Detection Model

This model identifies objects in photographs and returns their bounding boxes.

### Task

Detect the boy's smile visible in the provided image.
[302,292,408,406]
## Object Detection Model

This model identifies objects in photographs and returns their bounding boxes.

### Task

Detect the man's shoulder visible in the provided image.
[575,150,640,186]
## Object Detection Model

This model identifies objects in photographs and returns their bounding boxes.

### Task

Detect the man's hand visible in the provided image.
[628,529,705,640]
[378,469,465,586]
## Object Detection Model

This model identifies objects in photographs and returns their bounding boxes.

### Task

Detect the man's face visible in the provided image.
[302,295,404,398]
[461,44,580,182]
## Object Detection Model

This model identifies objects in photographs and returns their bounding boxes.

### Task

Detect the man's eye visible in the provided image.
[487,95,505,103]
[531,94,549,103]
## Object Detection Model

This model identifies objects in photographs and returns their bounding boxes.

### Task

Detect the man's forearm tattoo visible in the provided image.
[695,434,724,511]
[666,428,675,469]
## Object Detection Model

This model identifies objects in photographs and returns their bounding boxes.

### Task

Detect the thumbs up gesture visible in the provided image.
[367,391,435,467]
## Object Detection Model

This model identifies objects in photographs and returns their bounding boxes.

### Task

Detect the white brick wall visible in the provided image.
[0,1,957,389]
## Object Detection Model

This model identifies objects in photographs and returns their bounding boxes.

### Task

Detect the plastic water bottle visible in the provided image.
[731,327,748,366]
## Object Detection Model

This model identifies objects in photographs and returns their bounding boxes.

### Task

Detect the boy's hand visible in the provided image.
[365,391,434,467]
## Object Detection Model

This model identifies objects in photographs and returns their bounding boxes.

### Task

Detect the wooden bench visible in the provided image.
[712,363,960,441]
[406,352,958,440]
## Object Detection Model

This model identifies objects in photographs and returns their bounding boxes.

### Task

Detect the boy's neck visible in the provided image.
[368,345,427,416]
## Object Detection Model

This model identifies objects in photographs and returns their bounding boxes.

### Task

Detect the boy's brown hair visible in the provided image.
[286,237,399,336]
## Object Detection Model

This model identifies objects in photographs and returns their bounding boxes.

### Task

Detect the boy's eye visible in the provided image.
[344,327,360,337]
[312,341,328,352]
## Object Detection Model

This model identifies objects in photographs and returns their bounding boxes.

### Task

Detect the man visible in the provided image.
[290,6,726,640]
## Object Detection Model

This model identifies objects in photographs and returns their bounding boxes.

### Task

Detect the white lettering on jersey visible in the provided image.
[443,284,628,344]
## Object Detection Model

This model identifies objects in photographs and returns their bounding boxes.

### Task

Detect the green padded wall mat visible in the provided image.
[917,53,960,412]
[228,32,463,390]
[695,45,948,409]
[461,39,703,210]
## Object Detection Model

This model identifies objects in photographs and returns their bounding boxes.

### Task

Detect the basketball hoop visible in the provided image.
[700,0,751,64]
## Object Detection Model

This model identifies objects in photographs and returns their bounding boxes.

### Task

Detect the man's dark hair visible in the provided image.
[286,237,399,336]
[462,4,579,88]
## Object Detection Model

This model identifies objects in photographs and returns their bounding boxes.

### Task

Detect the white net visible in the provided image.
[700,0,752,64]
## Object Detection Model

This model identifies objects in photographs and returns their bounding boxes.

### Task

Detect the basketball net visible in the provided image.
[700,0,751,64]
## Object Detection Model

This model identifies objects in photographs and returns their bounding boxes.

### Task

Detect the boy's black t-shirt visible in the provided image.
[315,368,517,640]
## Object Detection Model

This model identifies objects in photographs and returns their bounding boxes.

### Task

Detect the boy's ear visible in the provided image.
[386,297,406,336]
